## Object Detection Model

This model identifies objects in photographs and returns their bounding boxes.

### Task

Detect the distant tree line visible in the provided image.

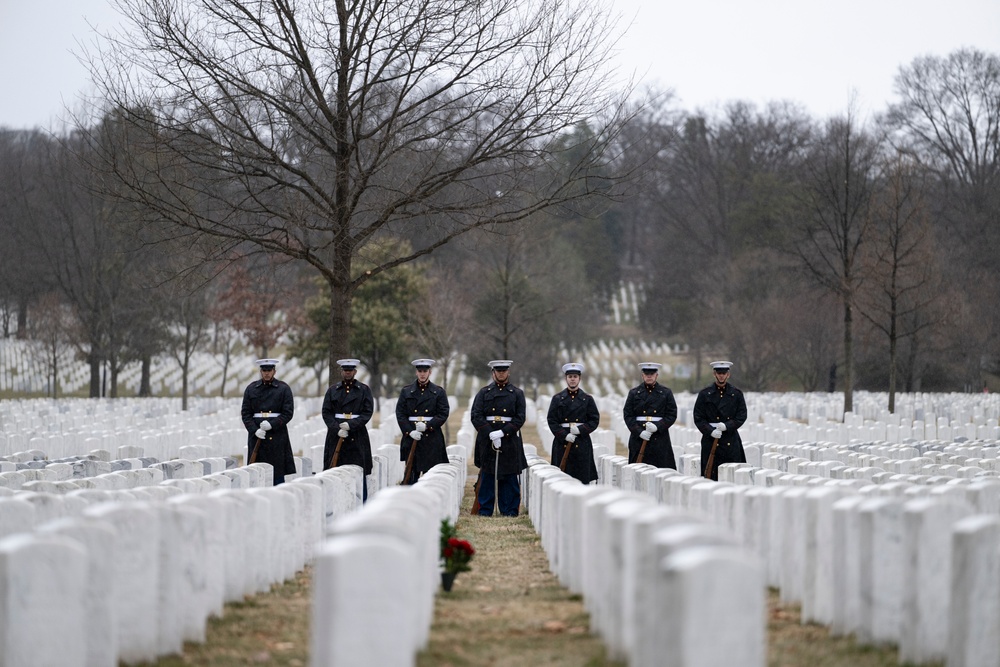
[619,48,999,411]
[1,42,997,412]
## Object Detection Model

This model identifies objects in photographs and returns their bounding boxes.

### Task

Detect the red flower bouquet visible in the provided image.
[440,518,475,574]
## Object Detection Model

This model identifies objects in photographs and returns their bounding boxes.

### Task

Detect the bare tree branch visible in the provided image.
[84,0,639,380]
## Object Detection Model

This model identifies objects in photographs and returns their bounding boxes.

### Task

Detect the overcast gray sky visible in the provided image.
[2,0,999,130]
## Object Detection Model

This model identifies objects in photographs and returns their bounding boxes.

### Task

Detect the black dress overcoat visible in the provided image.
[241,378,297,479]
[322,379,375,474]
[470,381,528,476]
[546,388,600,483]
[692,382,748,480]
[395,380,451,475]
[622,381,678,469]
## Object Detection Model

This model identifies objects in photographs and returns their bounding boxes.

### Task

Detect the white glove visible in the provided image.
[566,433,577,443]
[570,424,580,435]
[415,421,427,432]
[489,429,504,441]
[492,439,502,451]
[711,428,722,439]
[644,422,657,433]
[639,430,651,441]
[339,421,350,431]
[260,420,272,431]
[338,429,349,438]
[410,430,423,441]
[710,422,727,432]
[255,428,266,439]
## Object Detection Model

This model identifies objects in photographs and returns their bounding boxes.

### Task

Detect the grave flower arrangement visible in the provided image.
[440,518,475,575]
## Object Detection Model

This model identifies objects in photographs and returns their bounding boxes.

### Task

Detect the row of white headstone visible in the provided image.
[0,398,472,667]
[587,444,1000,666]
[522,387,1000,666]
[311,448,468,665]
[522,454,765,667]
[696,459,1000,665]
[0,448,387,667]
[0,395,424,472]
[0,336,318,397]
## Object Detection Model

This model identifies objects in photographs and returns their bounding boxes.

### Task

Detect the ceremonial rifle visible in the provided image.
[401,436,418,485]
[328,434,346,470]
[470,471,482,514]
[636,435,649,464]
[559,439,574,471]
[704,437,720,480]
[248,405,270,464]
[249,437,262,464]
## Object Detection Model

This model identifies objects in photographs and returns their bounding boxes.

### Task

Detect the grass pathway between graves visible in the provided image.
[415,473,622,667]
[135,463,940,667]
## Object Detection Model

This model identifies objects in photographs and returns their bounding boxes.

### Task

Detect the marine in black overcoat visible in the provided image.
[622,376,678,469]
[322,377,375,474]
[693,375,748,480]
[470,379,528,477]
[396,379,450,482]
[547,386,600,483]
[241,374,296,484]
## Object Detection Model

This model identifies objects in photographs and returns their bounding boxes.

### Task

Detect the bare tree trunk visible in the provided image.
[110,362,120,399]
[89,354,101,398]
[218,346,231,397]
[16,299,28,340]
[843,302,854,414]
[327,276,352,386]
[314,366,325,397]
[140,355,152,397]
[49,342,59,399]
[182,355,190,411]
[888,293,898,413]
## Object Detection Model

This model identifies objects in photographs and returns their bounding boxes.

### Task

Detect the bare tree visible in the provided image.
[87,0,636,383]
[465,218,595,391]
[207,307,243,397]
[790,105,882,413]
[887,49,1000,226]
[12,129,163,397]
[779,288,841,392]
[163,280,212,410]
[639,101,812,346]
[410,264,472,389]
[886,48,1000,377]
[469,235,550,363]
[856,155,948,411]
[214,261,292,359]
[0,130,59,338]
[714,250,797,391]
[26,292,74,398]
